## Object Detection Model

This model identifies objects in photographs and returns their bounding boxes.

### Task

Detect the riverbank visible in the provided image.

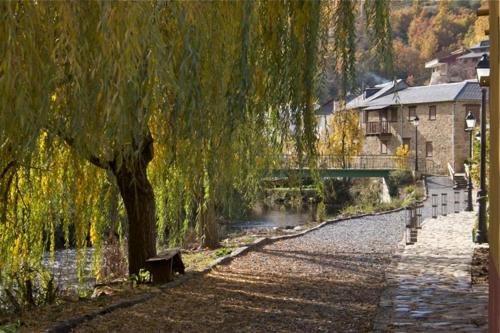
[0,175,425,331]
[1,183,425,332]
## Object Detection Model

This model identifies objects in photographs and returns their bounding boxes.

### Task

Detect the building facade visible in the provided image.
[426,40,490,85]
[347,80,482,175]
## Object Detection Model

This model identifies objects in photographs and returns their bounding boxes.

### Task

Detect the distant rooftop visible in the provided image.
[470,40,490,50]
[346,79,408,110]
[315,98,334,116]
[346,80,481,110]
[457,51,489,60]
[425,40,489,68]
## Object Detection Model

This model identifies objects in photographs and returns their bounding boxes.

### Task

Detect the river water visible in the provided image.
[229,209,311,230]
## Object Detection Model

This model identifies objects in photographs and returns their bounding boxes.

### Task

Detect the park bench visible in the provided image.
[145,248,185,284]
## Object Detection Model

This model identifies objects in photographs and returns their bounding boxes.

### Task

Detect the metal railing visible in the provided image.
[365,121,392,135]
[279,154,437,173]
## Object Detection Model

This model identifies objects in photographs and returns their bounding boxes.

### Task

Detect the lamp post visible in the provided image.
[412,115,420,172]
[465,111,476,212]
[475,53,489,243]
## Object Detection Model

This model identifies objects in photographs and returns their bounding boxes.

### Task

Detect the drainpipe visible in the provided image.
[452,102,456,171]
[400,104,404,144]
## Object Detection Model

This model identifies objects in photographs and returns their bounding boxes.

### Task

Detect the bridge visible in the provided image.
[269,155,435,179]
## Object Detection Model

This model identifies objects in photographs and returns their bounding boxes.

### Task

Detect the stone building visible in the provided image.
[346,80,482,175]
[425,40,489,85]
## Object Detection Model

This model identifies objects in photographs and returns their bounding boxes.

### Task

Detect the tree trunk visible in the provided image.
[113,157,157,276]
[200,200,219,249]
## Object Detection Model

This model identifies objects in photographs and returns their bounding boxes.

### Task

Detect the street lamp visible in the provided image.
[475,53,489,243]
[477,53,490,87]
[412,115,420,172]
[465,111,476,212]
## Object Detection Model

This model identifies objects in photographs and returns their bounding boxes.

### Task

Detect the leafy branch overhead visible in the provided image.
[0,0,393,305]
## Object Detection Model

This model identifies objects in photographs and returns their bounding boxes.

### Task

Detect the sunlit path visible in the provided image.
[73,212,406,333]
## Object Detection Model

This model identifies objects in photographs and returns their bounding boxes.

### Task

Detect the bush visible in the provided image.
[322,178,352,205]
[0,269,60,313]
[387,170,414,197]
[98,237,128,283]
[400,185,424,206]
[350,179,381,206]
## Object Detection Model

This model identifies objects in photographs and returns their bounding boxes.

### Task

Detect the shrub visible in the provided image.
[387,170,414,197]
[322,178,352,205]
[351,179,381,205]
[130,269,151,287]
[98,236,128,283]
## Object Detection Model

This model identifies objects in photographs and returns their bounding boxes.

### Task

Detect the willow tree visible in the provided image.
[0,0,393,279]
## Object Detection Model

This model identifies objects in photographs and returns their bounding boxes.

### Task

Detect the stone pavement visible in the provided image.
[374,211,488,332]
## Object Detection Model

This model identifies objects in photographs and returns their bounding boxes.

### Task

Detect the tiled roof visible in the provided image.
[346,79,407,109]
[470,40,490,50]
[347,80,481,110]
[457,51,488,60]
[315,99,334,116]
[456,81,482,101]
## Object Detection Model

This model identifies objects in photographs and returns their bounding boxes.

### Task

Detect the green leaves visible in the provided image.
[0,0,395,299]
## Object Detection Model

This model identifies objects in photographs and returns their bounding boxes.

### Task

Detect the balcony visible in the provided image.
[365,121,392,136]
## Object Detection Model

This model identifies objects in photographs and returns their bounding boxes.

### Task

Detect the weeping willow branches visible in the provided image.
[328,0,393,97]
[0,0,393,296]
[365,0,394,75]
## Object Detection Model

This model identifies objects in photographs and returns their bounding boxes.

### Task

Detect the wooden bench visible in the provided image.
[145,248,185,284]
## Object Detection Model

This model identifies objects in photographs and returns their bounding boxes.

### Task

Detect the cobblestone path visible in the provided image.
[375,211,488,332]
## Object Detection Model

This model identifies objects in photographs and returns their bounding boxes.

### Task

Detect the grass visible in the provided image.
[242,236,257,244]
[214,247,233,258]
[182,251,218,271]
[182,246,237,272]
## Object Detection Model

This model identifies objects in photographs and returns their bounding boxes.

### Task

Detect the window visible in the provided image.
[408,106,416,121]
[363,110,368,123]
[380,109,388,122]
[403,137,411,150]
[465,104,480,126]
[426,142,433,157]
[429,105,436,120]
[381,140,388,154]
[390,108,398,122]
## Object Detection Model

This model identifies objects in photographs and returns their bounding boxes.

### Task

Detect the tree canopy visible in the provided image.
[0,0,392,308]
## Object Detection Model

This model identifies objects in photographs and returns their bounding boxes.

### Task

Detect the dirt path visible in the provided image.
[71,212,406,333]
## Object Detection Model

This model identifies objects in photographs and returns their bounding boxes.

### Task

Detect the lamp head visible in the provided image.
[465,111,476,130]
[476,53,490,87]
[412,115,419,127]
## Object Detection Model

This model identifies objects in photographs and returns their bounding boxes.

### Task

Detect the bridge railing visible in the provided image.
[279,154,437,173]
[317,155,410,170]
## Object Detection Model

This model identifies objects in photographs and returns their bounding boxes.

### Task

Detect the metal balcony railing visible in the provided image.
[365,121,392,136]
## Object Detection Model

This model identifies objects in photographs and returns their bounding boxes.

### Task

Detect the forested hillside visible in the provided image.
[321,0,485,101]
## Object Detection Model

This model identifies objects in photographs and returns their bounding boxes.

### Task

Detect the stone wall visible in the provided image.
[454,102,479,172]
[360,101,479,174]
